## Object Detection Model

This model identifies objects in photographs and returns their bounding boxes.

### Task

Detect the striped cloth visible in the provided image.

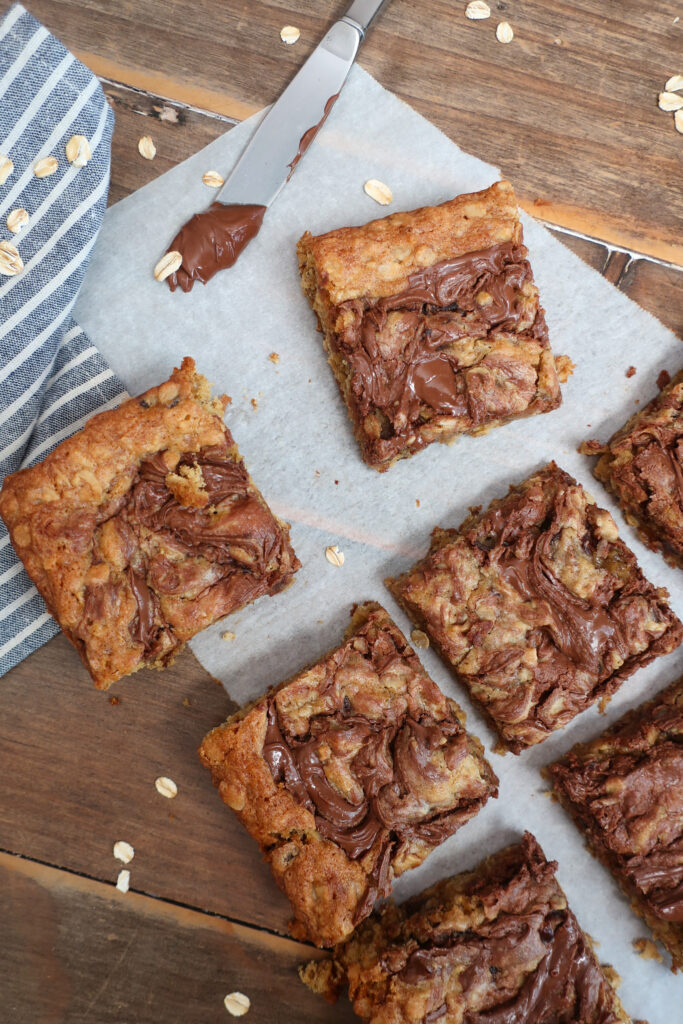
[0,3,126,676]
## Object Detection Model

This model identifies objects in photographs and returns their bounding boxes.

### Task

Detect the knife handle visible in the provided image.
[342,0,389,37]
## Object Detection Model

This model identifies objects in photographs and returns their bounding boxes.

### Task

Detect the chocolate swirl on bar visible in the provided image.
[262,634,493,920]
[83,444,293,658]
[612,406,683,563]
[550,692,683,925]
[336,241,545,453]
[479,495,630,679]
[397,910,620,1024]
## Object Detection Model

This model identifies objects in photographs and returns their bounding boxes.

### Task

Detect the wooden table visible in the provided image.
[3,3,682,1021]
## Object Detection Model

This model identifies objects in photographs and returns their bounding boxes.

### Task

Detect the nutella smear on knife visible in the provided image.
[164,203,266,293]
[155,2,386,292]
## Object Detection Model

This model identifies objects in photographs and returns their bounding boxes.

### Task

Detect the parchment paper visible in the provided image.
[75,66,681,1020]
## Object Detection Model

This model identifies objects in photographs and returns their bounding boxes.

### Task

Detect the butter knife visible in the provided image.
[162,0,388,292]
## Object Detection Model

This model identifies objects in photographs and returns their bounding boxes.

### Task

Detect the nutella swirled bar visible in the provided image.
[580,368,683,570]
[0,358,300,688]
[388,463,682,753]
[297,181,564,471]
[199,603,498,947]
[548,678,683,972]
[301,832,634,1023]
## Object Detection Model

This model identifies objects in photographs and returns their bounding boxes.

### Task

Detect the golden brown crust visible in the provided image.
[198,603,497,948]
[0,358,300,688]
[297,181,522,305]
[387,462,682,752]
[547,678,683,972]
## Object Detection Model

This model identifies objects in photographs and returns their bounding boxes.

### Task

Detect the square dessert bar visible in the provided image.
[297,180,564,471]
[0,358,300,688]
[301,832,633,1023]
[548,678,683,972]
[199,603,498,947]
[581,368,683,570]
[387,462,682,753]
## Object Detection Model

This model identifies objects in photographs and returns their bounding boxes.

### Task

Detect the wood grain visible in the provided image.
[2,852,353,1023]
[28,0,683,263]
[0,632,300,936]
[619,257,683,340]
[547,228,608,273]
[102,81,232,206]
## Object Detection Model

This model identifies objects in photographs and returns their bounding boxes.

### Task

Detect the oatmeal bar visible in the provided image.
[580,368,683,569]
[300,832,633,1023]
[297,180,563,471]
[387,462,682,753]
[198,603,498,947]
[0,358,299,688]
[547,678,683,972]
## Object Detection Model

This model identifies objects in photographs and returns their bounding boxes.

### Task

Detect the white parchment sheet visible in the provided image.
[75,67,681,1020]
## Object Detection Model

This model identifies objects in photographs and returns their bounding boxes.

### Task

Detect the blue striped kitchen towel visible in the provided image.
[0,3,127,676]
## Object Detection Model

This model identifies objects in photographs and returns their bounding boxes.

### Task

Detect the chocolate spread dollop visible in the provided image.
[164,202,266,293]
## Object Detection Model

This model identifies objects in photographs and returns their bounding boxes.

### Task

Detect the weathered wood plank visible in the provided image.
[618,257,683,340]
[102,81,233,206]
[27,0,683,263]
[547,228,609,273]
[2,852,352,1023]
[0,632,299,936]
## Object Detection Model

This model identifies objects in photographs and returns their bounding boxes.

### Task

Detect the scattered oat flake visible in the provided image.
[658,91,683,111]
[116,869,130,893]
[113,840,135,864]
[6,208,29,233]
[268,352,280,364]
[633,937,663,962]
[411,629,430,649]
[0,154,14,185]
[251,397,259,410]
[158,105,179,123]
[496,21,514,43]
[65,134,91,167]
[222,631,236,642]
[155,776,178,799]
[154,250,182,282]
[364,178,393,205]
[465,1,491,20]
[138,135,157,160]
[34,155,58,178]
[109,695,120,705]
[625,365,636,378]
[280,25,300,45]
[675,109,683,134]
[325,544,345,567]
[203,169,225,188]
[224,992,250,1016]
[665,74,683,92]
[0,239,23,276]
[416,499,420,507]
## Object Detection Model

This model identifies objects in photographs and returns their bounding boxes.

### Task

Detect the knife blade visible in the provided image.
[160,0,388,292]
[217,0,388,207]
